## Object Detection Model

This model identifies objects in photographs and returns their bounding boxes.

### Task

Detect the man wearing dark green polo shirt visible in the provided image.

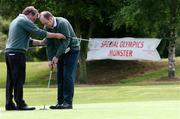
[5,6,65,111]
[39,11,80,109]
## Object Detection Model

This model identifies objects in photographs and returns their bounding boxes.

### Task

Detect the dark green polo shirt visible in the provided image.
[45,17,80,60]
[5,14,47,53]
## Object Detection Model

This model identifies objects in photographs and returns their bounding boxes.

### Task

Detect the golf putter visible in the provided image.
[40,69,53,110]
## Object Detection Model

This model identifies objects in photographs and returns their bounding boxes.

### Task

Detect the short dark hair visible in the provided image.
[40,11,53,20]
[22,6,38,16]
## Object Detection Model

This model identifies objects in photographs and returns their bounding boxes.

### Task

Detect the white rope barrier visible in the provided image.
[0,36,91,53]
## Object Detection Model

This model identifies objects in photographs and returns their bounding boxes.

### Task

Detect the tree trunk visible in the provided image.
[78,22,94,83]
[79,41,88,83]
[168,35,176,78]
[74,17,88,83]
[168,0,177,78]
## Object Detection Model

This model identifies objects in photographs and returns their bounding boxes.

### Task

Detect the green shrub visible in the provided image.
[0,16,10,34]
[176,37,180,56]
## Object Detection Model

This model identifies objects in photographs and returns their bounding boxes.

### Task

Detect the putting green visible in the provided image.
[0,101,180,119]
[0,84,180,119]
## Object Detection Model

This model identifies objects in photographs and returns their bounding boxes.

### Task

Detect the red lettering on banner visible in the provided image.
[101,41,119,48]
[101,40,144,48]
[109,41,119,47]
[101,41,110,48]
[108,50,133,57]
[119,41,144,48]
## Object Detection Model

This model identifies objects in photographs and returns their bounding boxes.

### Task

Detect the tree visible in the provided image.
[166,0,180,78]
[0,0,119,83]
[55,0,118,83]
[2,0,179,81]
[111,0,180,78]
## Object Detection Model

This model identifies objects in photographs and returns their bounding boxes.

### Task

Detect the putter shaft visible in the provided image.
[48,70,53,88]
[40,70,52,110]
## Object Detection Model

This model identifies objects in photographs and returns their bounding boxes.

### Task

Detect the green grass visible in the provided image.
[119,58,180,84]
[119,68,168,83]
[1,57,180,87]
[0,84,180,106]
[119,60,180,84]
[0,62,50,87]
[0,101,180,119]
[0,85,180,119]
[1,60,180,119]
[119,67,180,84]
[1,59,180,87]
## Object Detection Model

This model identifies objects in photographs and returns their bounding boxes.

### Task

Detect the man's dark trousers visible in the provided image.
[56,48,80,105]
[5,52,26,107]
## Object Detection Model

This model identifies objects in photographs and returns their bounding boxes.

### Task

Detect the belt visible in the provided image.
[65,46,80,54]
[5,48,26,54]
[70,46,80,50]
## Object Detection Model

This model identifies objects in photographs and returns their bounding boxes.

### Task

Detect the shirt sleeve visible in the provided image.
[46,39,55,61]
[20,19,47,38]
[28,37,33,47]
[55,23,71,58]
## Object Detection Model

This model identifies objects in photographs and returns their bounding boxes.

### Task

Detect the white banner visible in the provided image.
[87,37,161,61]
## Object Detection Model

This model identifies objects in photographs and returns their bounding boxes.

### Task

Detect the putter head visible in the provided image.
[39,105,48,110]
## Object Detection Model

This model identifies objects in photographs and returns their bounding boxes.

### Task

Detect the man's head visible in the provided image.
[22,6,39,22]
[39,11,54,28]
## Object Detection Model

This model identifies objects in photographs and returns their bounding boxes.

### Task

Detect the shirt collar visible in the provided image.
[19,14,32,22]
[52,17,57,28]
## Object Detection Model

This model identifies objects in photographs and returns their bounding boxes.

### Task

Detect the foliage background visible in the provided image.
[1,0,180,61]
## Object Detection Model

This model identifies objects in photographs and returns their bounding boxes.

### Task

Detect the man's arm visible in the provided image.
[20,19,47,38]
[52,23,72,64]
[29,38,47,46]
[46,32,65,39]
[46,39,56,70]
[32,39,46,46]
[46,39,55,61]
[51,38,70,64]
[21,19,65,39]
